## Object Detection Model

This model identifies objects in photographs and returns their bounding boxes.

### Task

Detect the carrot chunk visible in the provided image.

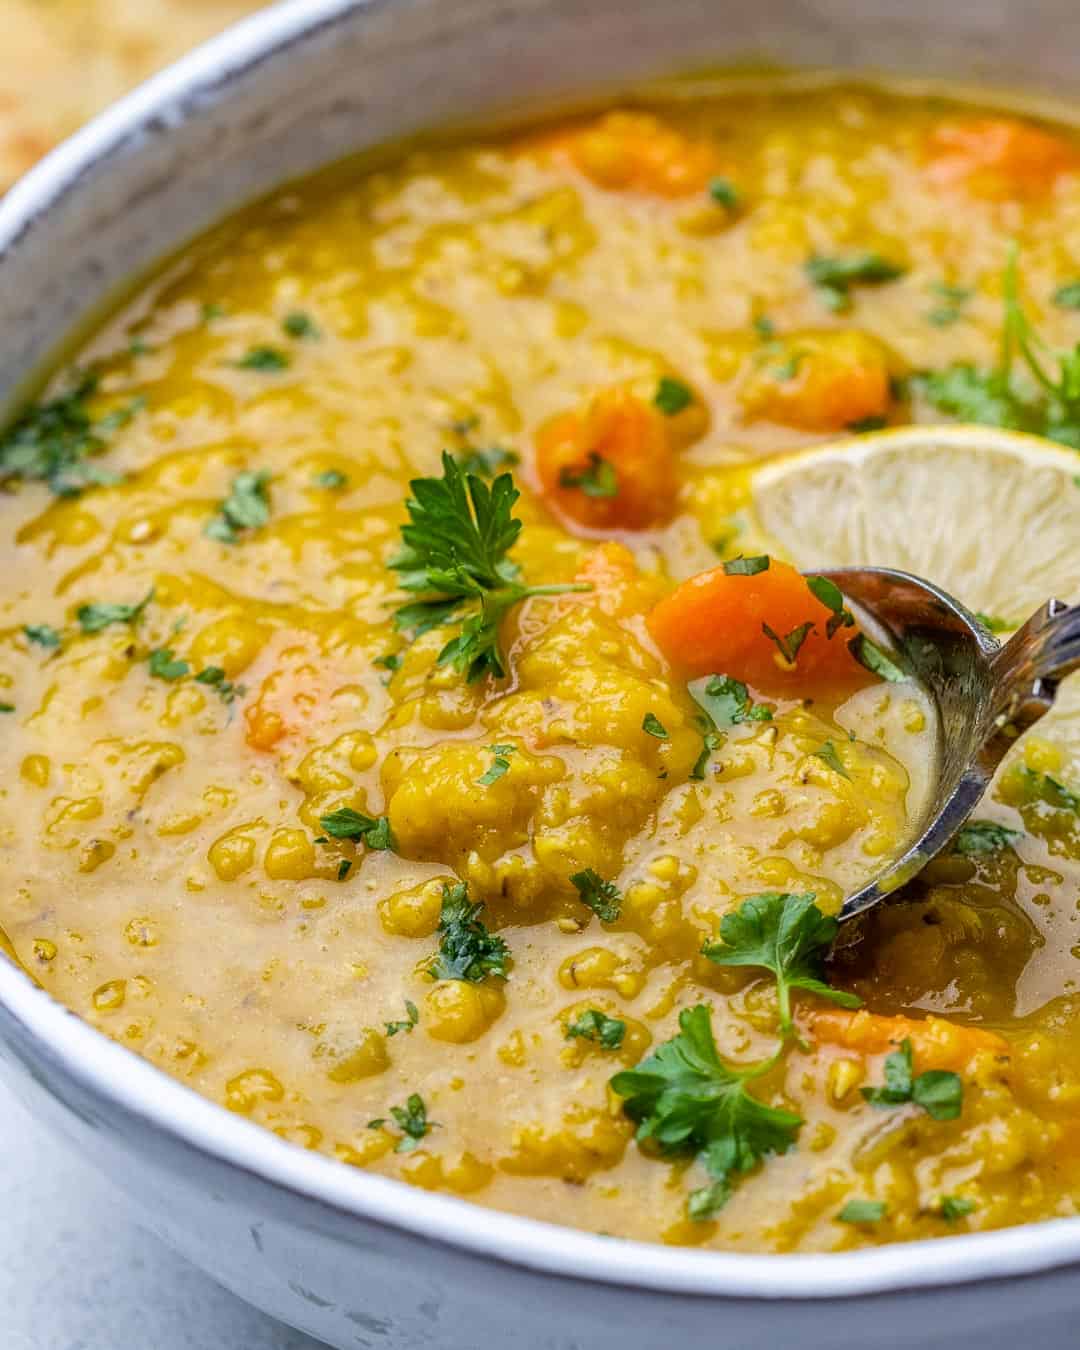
[738,330,894,433]
[532,110,723,198]
[809,1008,1009,1074]
[646,557,867,692]
[535,386,687,533]
[925,117,1078,197]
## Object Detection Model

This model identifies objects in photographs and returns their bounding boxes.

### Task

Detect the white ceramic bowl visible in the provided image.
[4,3,1080,1346]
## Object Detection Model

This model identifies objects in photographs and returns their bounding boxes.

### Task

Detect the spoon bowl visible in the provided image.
[824,566,1080,920]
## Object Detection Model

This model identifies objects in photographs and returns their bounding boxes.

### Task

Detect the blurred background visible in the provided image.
[0,0,266,191]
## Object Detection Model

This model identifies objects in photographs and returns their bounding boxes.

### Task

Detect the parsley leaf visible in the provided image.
[848,633,906,682]
[806,575,855,638]
[76,588,153,634]
[194,665,246,704]
[861,1037,963,1121]
[559,451,618,498]
[723,554,770,576]
[428,882,510,982]
[805,253,906,312]
[0,703,14,714]
[566,1008,626,1049]
[975,611,1011,634]
[282,311,320,340]
[654,376,693,416]
[1015,767,1080,812]
[690,674,772,730]
[234,345,290,372]
[939,1195,976,1222]
[385,999,420,1038]
[953,820,1020,855]
[477,743,515,786]
[813,740,850,779]
[313,469,348,490]
[570,869,622,923]
[148,647,190,681]
[1054,281,1080,310]
[383,1093,435,1153]
[642,712,668,739]
[205,469,272,544]
[762,619,814,665]
[390,452,586,682]
[610,1004,802,1220]
[454,445,521,478]
[318,808,395,851]
[838,1199,886,1224]
[702,892,860,1038]
[708,178,741,211]
[24,624,62,650]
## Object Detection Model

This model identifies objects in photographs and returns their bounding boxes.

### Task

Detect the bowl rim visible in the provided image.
[3,0,1080,1302]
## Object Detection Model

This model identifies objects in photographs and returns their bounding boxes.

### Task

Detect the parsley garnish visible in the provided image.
[1014,767,1080,812]
[205,469,271,544]
[24,624,62,650]
[477,744,515,786]
[193,665,246,704]
[566,1008,626,1049]
[375,1094,435,1152]
[318,808,395,851]
[454,445,521,478]
[806,575,855,638]
[708,178,741,211]
[282,311,320,340]
[838,1199,886,1224]
[610,1004,802,1220]
[975,612,1011,633]
[953,820,1019,855]
[702,892,860,1039]
[390,452,586,682]
[654,376,693,416]
[848,633,906,682]
[927,280,972,327]
[723,554,770,576]
[813,740,850,779]
[559,451,618,499]
[76,588,153,634]
[642,712,668,739]
[1054,281,1080,310]
[337,859,352,881]
[762,619,814,665]
[148,647,190,681]
[939,1195,976,1222]
[861,1037,963,1120]
[570,869,622,923]
[313,469,348,490]
[690,674,772,730]
[234,345,290,372]
[847,414,888,433]
[804,253,906,312]
[0,372,138,497]
[428,882,510,982]
[385,999,420,1037]
[0,703,14,714]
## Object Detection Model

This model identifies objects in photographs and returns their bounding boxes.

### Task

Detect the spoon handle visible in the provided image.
[989,598,1080,737]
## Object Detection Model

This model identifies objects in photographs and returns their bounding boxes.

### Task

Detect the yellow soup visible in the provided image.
[4,80,1080,1251]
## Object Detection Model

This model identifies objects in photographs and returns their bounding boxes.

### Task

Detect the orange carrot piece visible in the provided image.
[925,117,1078,197]
[535,387,680,533]
[809,1008,1009,1073]
[244,645,333,753]
[646,557,867,692]
[738,331,894,433]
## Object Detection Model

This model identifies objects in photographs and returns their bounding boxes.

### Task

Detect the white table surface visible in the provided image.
[0,1076,327,1350]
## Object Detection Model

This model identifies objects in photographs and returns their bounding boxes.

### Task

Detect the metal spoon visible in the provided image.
[820,566,1080,921]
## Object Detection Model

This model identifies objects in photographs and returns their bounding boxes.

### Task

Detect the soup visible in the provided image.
[3,80,1080,1251]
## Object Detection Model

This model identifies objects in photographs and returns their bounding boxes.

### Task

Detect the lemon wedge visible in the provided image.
[749,425,1080,629]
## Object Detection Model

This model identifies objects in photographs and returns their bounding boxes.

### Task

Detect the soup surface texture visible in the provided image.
[5,81,1080,1252]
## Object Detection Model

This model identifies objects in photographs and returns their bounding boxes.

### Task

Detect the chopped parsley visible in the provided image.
[848,632,906,682]
[559,451,618,499]
[148,647,190,681]
[953,820,1020,855]
[454,444,521,478]
[1014,767,1080,812]
[566,1008,626,1050]
[804,253,906,313]
[390,452,586,682]
[1054,280,1080,310]
[847,414,889,433]
[373,1094,435,1153]
[204,469,272,544]
[806,575,855,639]
[477,743,515,786]
[708,178,741,211]
[610,1004,802,1221]
[654,376,694,416]
[762,619,814,665]
[642,712,668,739]
[975,611,1011,634]
[313,469,348,490]
[723,554,770,576]
[318,808,395,851]
[939,1195,976,1222]
[0,703,14,714]
[24,624,62,650]
[927,280,972,327]
[373,652,402,674]
[813,740,850,779]
[861,1037,963,1121]
[385,999,420,1037]
[570,869,622,923]
[282,311,320,340]
[427,882,510,983]
[702,892,860,1039]
[0,372,139,497]
[76,588,153,634]
[194,665,246,704]
[337,859,352,881]
[690,674,772,730]
[234,345,290,372]
[838,1199,886,1225]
